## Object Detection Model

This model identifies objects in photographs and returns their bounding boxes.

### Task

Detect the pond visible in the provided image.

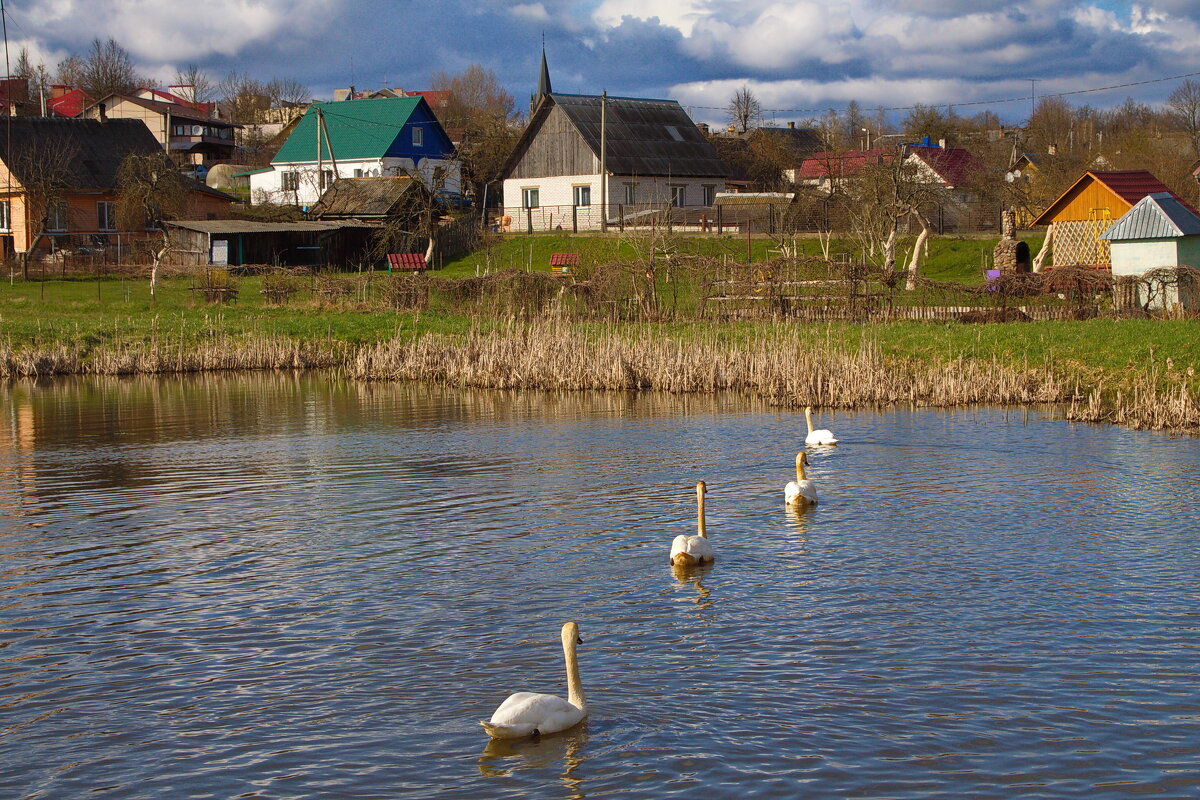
[0,374,1197,799]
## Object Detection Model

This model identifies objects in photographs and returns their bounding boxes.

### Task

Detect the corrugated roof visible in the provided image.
[907,146,986,188]
[0,117,162,190]
[167,220,369,234]
[273,96,424,163]
[537,93,727,178]
[1100,192,1200,240]
[795,149,895,181]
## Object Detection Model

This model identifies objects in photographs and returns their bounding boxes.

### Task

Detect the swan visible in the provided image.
[785,452,818,506]
[481,622,587,739]
[670,481,714,567]
[804,406,838,446]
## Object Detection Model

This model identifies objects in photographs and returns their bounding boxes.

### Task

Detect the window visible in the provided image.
[97,201,116,231]
[669,186,685,207]
[0,200,9,231]
[702,185,716,206]
[665,125,684,142]
[353,168,364,178]
[624,183,637,204]
[321,169,334,189]
[281,171,299,191]
[48,202,68,232]
[522,187,540,209]
[412,125,423,147]
[573,185,591,207]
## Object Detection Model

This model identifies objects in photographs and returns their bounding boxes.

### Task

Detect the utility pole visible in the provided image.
[1030,79,1039,121]
[599,90,607,233]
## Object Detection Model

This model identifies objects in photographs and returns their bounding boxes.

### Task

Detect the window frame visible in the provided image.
[281,171,299,192]
[0,200,10,231]
[412,125,424,147]
[47,201,69,232]
[623,183,637,205]
[97,201,117,232]
[522,187,540,209]
[572,185,591,207]
[669,185,686,207]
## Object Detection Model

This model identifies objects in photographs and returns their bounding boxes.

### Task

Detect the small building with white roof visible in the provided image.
[1099,191,1200,311]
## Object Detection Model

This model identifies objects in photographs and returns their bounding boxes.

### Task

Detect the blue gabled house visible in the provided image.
[250,96,460,207]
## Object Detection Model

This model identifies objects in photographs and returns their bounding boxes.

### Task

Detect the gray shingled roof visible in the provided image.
[1100,192,1200,241]
[0,117,162,190]
[549,93,727,178]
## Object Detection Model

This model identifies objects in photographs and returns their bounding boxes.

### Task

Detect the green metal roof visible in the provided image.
[272,96,422,164]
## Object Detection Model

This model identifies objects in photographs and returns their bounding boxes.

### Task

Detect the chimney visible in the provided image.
[1048,143,1057,155]
[697,122,710,135]
[938,138,946,149]
[787,121,795,129]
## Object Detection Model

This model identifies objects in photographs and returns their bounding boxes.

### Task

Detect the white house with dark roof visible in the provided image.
[499,55,727,231]
[1100,191,1200,311]
[249,96,459,208]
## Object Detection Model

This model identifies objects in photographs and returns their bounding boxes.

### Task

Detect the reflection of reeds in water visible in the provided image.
[352,320,1073,411]
[479,725,587,799]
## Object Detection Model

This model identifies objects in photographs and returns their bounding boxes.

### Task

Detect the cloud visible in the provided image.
[510,3,551,22]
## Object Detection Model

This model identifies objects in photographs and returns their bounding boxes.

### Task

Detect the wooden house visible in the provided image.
[0,117,233,256]
[1030,170,1193,269]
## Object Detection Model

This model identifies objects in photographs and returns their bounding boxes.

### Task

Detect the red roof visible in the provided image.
[139,87,216,115]
[907,146,985,188]
[1031,170,1196,226]
[795,149,895,181]
[47,88,91,118]
[405,90,450,108]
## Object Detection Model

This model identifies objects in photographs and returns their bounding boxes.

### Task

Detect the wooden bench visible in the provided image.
[549,252,579,275]
[387,253,427,273]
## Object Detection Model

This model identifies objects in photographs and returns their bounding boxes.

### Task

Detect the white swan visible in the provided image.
[669,481,714,567]
[804,406,838,446]
[785,452,818,506]
[481,622,587,739]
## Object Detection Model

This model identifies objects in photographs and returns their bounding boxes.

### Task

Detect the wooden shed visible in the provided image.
[1031,170,1192,269]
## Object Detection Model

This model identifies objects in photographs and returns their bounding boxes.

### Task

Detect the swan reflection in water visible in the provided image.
[479,725,588,798]
[671,561,715,609]
[784,502,811,552]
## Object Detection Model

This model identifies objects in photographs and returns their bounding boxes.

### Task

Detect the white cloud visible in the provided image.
[511,3,551,22]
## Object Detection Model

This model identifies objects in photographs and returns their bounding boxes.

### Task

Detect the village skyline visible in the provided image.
[6,0,1200,127]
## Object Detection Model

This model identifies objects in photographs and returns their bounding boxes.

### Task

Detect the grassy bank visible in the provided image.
[0,270,1194,431]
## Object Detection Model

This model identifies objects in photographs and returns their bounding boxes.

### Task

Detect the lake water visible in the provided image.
[1,374,1198,799]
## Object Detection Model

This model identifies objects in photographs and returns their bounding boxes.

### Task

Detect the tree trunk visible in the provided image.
[1032,223,1053,273]
[883,225,897,271]
[905,212,931,291]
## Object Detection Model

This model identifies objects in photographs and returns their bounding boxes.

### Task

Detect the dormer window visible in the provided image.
[665,125,684,142]
[412,126,423,147]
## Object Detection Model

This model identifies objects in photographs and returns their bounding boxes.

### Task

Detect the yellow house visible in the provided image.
[0,117,232,255]
[1031,170,1190,268]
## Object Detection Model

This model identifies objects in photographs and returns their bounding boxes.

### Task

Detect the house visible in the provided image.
[249,96,460,208]
[790,148,896,192]
[47,85,92,118]
[83,94,239,167]
[0,117,233,255]
[1099,192,1200,310]
[1031,170,1194,269]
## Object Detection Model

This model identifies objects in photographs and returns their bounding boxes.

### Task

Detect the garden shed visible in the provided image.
[166,219,375,268]
[1099,192,1200,311]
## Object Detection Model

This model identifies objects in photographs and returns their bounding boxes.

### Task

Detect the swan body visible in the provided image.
[804,406,838,446]
[670,481,714,567]
[481,622,586,739]
[785,452,818,506]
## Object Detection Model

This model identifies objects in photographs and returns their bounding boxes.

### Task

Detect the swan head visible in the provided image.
[561,621,582,646]
[696,480,707,496]
[795,452,809,467]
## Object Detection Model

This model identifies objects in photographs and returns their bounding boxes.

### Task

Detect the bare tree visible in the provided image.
[173,64,215,105]
[1168,79,1200,158]
[217,71,269,123]
[56,55,85,88]
[16,137,78,278]
[77,38,142,99]
[266,77,311,107]
[727,85,762,134]
[430,64,521,203]
[116,152,188,299]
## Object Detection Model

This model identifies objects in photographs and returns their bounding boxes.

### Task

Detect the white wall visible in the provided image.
[501,173,723,231]
[251,157,461,207]
[1110,238,1200,311]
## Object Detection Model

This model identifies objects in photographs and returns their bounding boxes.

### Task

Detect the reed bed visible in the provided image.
[350,320,1074,411]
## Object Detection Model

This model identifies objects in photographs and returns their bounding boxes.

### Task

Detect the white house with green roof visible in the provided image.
[250,96,459,208]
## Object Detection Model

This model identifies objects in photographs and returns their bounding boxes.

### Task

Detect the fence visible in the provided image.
[498,198,1005,236]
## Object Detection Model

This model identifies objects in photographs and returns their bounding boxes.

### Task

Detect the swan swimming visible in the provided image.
[804,406,838,446]
[784,451,818,506]
[481,622,587,739]
[669,481,714,567]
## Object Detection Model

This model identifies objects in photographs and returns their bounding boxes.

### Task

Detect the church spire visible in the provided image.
[532,38,552,114]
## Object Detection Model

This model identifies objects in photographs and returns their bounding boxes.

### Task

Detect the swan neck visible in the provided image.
[804,407,814,434]
[564,636,586,711]
[697,489,707,538]
[796,462,806,481]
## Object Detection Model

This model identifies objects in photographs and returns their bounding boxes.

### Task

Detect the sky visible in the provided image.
[6,0,1200,127]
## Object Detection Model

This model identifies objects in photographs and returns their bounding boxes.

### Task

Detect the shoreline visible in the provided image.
[1,320,1195,433]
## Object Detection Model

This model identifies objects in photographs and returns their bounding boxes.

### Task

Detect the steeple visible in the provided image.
[532,39,552,114]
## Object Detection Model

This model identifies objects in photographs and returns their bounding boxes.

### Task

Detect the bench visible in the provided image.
[549,252,579,275]
[387,253,427,273]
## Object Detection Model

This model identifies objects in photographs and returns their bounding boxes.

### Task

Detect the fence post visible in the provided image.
[572,204,578,234]
[526,207,532,234]
[618,204,624,233]
[717,205,723,234]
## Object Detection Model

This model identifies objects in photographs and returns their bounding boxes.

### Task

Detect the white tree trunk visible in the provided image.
[883,226,897,271]
[1032,223,1053,273]
[905,213,930,291]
